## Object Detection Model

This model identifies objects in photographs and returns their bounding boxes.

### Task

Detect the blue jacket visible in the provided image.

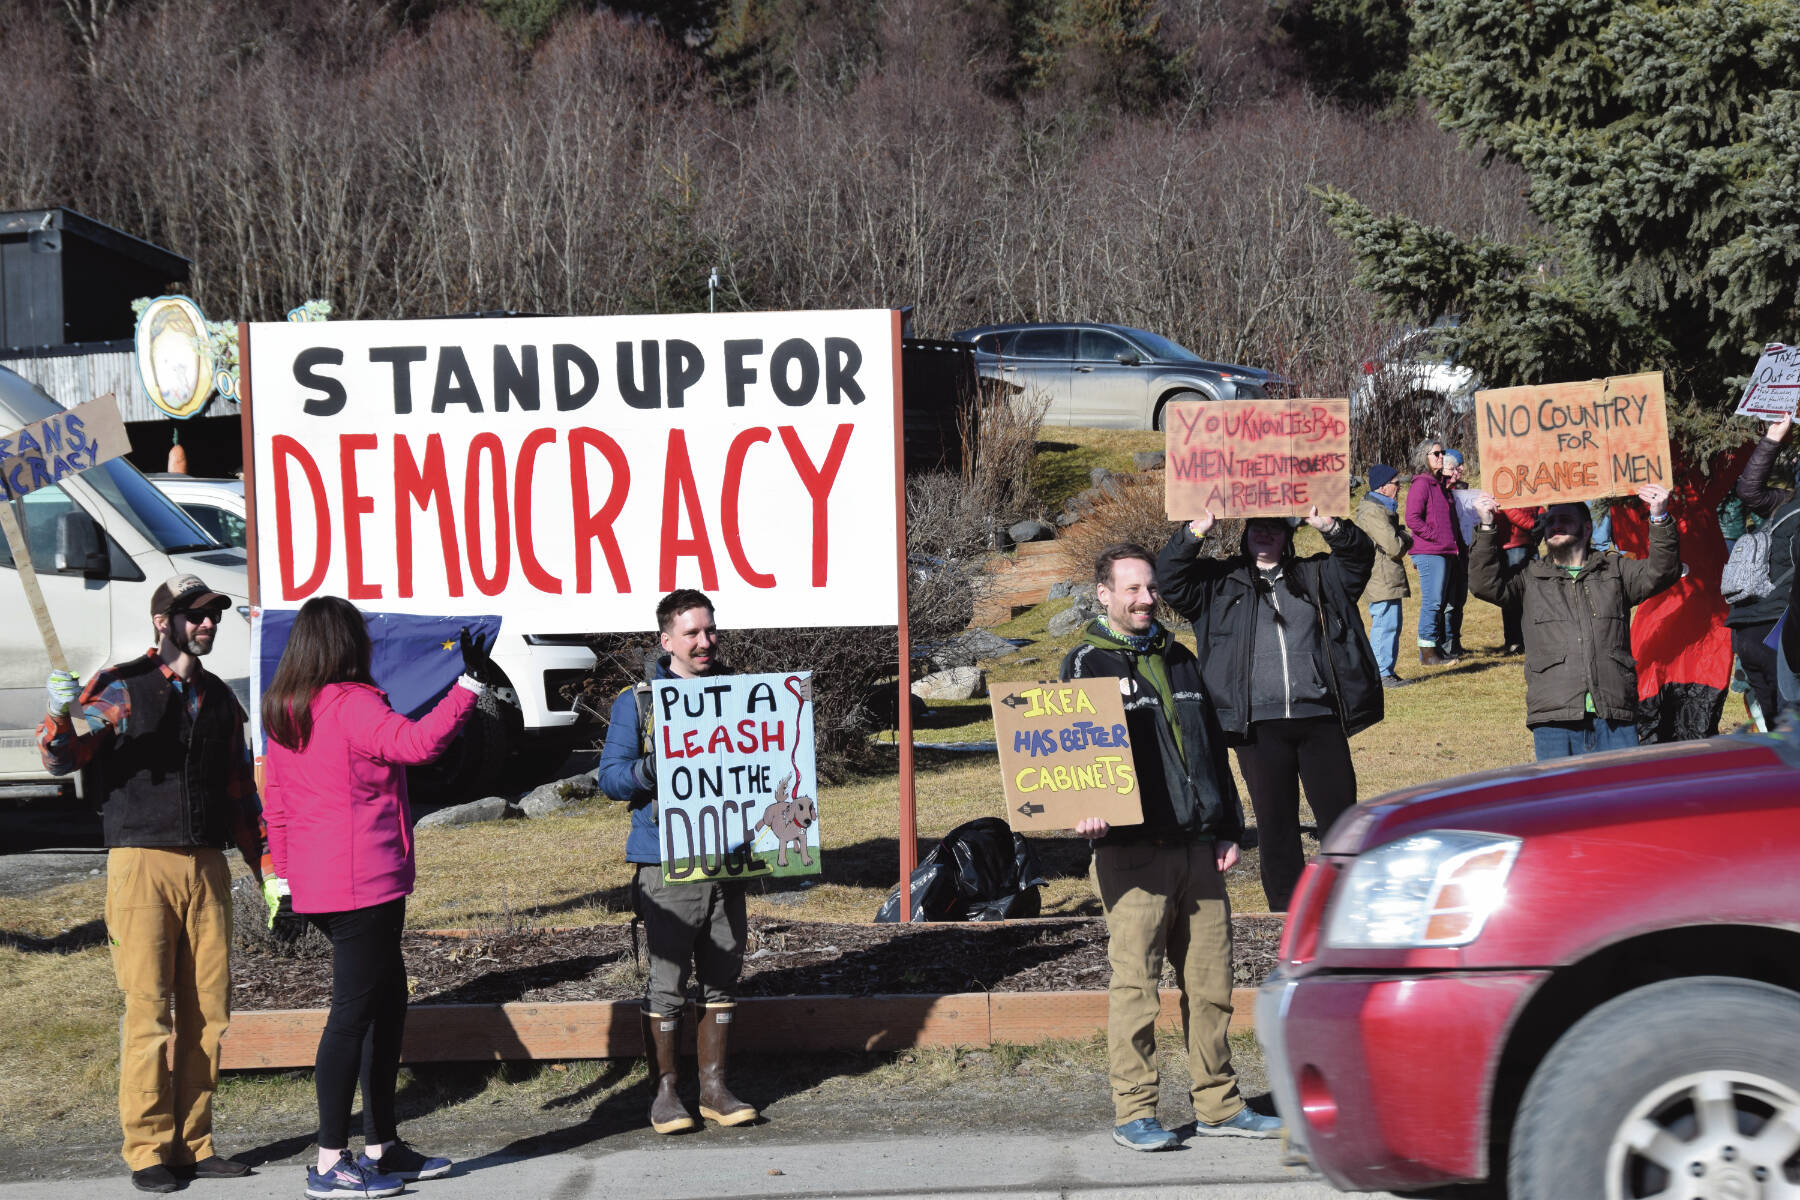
[596,655,734,864]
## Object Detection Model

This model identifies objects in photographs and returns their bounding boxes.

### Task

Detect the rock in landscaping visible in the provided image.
[415,796,515,829]
[1068,582,1097,607]
[1047,604,1095,636]
[1089,467,1119,486]
[1047,580,1074,600]
[1007,518,1056,544]
[911,666,986,702]
[932,627,1016,666]
[518,775,599,819]
[1133,451,1166,471]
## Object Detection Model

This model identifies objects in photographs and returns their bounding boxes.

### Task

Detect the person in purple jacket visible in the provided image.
[1404,436,1462,666]
[261,596,491,1199]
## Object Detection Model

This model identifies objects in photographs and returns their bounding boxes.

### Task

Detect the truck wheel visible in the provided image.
[407,685,520,804]
[1509,976,1800,1200]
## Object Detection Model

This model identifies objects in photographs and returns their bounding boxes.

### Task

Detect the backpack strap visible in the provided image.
[633,683,653,755]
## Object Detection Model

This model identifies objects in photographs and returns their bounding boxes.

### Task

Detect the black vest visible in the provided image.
[97,658,239,849]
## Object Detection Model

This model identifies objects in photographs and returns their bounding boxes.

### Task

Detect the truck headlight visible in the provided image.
[1324,831,1520,949]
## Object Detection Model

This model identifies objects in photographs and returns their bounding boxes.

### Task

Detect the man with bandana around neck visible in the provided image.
[1061,544,1278,1153]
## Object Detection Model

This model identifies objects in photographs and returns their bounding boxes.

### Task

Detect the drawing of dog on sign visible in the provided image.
[753,774,816,867]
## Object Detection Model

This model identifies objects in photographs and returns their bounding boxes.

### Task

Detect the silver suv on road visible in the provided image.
[949,321,1290,430]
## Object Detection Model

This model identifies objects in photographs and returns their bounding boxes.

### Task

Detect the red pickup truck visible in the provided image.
[1257,734,1800,1198]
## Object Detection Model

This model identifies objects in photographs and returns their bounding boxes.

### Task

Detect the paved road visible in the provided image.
[0,1130,1347,1199]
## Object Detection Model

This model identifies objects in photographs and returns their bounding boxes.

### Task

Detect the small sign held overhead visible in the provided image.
[1164,398,1351,520]
[991,679,1143,833]
[1474,372,1670,505]
[1736,343,1800,418]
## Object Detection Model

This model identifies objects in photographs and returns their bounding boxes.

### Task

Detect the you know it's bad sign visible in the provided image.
[1163,398,1350,519]
[1474,372,1670,505]
[244,311,900,631]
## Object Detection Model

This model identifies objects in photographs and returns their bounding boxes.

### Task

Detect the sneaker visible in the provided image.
[306,1152,405,1198]
[1112,1117,1180,1151]
[1381,673,1411,689]
[131,1164,179,1194]
[1191,1107,1284,1138]
[359,1140,452,1182]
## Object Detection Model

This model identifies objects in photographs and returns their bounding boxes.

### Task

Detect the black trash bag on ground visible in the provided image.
[874,816,1048,922]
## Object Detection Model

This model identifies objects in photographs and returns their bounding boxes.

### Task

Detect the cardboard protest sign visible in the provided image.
[1164,398,1350,520]
[1736,344,1800,418]
[0,393,130,502]
[243,311,901,631]
[655,671,819,885]
[0,393,131,674]
[1474,372,1670,506]
[991,679,1143,832]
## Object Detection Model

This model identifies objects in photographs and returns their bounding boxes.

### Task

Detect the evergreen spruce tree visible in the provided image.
[1320,0,1800,458]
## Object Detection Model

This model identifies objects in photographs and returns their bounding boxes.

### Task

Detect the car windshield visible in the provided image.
[1120,328,1203,364]
[82,459,222,553]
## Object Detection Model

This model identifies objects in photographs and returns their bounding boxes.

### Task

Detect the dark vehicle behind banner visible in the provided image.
[1258,733,1800,1199]
[949,322,1290,430]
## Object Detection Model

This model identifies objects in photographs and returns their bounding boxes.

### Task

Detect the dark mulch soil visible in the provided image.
[233,916,1284,1011]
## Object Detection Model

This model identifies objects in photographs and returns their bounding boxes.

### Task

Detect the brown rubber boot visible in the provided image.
[641,1009,697,1134]
[696,1004,758,1126]
[1420,646,1448,666]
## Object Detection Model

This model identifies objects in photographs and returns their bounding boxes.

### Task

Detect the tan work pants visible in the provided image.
[104,847,233,1170]
[1091,839,1242,1126]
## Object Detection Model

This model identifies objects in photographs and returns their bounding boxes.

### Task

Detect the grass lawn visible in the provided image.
[1030,427,1166,512]
[0,458,1545,1146]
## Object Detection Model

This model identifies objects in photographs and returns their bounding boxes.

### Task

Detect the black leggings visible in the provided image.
[1234,716,1357,912]
[307,897,408,1149]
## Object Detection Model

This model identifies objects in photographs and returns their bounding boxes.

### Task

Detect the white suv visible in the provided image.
[1350,324,1480,452]
[147,475,247,548]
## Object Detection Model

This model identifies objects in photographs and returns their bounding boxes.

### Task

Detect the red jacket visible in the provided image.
[264,680,477,913]
[1499,507,1538,551]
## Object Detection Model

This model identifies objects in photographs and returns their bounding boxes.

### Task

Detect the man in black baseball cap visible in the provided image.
[38,571,266,1192]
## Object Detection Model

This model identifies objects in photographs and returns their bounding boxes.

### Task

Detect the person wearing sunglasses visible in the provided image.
[38,575,268,1194]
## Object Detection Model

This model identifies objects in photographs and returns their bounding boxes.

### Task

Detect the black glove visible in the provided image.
[632,754,656,791]
[458,626,497,684]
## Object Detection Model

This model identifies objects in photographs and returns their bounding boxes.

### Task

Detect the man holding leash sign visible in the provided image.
[597,588,758,1135]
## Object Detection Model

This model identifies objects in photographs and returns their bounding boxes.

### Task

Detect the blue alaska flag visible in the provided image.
[256,608,503,724]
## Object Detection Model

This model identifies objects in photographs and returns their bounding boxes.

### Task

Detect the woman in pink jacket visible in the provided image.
[261,596,489,1199]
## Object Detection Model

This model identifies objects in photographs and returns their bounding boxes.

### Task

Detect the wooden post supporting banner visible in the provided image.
[891,309,917,921]
[0,493,67,673]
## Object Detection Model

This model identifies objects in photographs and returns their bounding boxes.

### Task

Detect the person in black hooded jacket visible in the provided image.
[1156,506,1382,911]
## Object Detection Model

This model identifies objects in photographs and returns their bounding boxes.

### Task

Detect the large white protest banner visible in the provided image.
[1736,343,1800,418]
[654,671,819,885]
[243,311,901,630]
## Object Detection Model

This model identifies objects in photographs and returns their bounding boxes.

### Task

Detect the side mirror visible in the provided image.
[1116,352,1140,366]
[54,510,108,577]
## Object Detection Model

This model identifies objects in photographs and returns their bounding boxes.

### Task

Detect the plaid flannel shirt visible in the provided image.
[38,649,270,877]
